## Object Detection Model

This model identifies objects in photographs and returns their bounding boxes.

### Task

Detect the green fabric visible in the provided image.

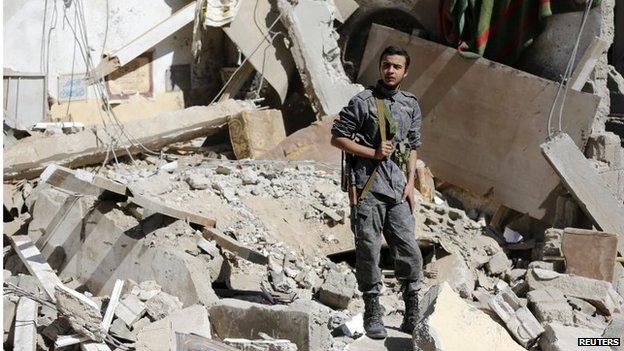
[438,0,602,65]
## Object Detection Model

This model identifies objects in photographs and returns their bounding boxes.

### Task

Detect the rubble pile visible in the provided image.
[3,0,624,350]
[4,156,622,350]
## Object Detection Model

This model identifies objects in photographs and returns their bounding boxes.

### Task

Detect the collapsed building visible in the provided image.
[3,0,624,350]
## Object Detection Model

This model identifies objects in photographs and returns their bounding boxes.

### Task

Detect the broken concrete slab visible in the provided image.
[424,253,475,298]
[359,24,599,221]
[229,109,287,159]
[413,282,524,351]
[39,197,219,307]
[539,322,610,351]
[222,0,295,102]
[541,132,624,255]
[136,304,211,351]
[54,285,103,341]
[527,268,624,315]
[210,298,332,351]
[561,227,618,282]
[488,287,544,347]
[4,100,255,180]
[527,287,574,325]
[87,1,197,83]
[277,0,363,116]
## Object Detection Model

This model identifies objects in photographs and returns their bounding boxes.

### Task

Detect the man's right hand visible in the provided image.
[374,141,394,160]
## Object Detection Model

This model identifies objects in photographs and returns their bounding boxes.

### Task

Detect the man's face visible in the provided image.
[379,54,408,88]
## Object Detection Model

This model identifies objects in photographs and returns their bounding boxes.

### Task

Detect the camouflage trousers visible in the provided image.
[351,192,423,295]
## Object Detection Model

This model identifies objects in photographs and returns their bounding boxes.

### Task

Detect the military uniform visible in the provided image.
[331,80,423,296]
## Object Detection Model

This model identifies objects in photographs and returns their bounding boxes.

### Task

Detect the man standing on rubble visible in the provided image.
[330,46,423,339]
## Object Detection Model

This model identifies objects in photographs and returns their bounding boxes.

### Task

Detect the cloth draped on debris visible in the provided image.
[198,0,241,27]
[437,0,602,65]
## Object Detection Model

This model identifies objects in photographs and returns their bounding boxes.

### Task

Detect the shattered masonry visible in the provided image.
[3,0,624,351]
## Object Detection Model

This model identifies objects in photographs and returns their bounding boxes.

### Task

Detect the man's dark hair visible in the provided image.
[379,45,410,69]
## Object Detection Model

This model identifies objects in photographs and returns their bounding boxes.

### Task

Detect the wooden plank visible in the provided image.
[9,235,63,301]
[570,37,610,91]
[101,279,124,333]
[541,132,624,254]
[201,228,268,265]
[358,24,599,220]
[130,192,216,227]
[87,2,196,83]
[40,164,127,196]
[14,297,37,351]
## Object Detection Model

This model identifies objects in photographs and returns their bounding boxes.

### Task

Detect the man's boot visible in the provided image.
[363,294,387,339]
[400,291,419,334]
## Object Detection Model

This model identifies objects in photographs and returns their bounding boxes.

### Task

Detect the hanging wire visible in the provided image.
[546,0,594,138]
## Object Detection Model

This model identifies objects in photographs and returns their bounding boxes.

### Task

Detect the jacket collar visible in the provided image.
[374,80,399,99]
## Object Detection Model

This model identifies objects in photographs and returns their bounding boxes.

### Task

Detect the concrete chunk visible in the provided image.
[425,253,475,298]
[210,298,332,351]
[601,314,624,351]
[527,287,574,325]
[114,294,146,326]
[318,269,356,309]
[412,282,524,351]
[54,285,103,341]
[224,338,298,351]
[539,322,609,351]
[527,268,624,315]
[561,227,618,282]
[276,0,363,116]
[486,251,511,275]
[488,287,544,347]
[136,304,211,351]
[145,292,183,321]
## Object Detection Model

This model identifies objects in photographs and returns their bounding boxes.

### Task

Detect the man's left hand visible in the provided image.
[401,180,416,213]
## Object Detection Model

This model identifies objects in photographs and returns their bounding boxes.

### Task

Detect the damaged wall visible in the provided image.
[3,0,195,105]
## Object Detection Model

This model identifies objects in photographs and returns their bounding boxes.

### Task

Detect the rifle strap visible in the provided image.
[359,98,389,201]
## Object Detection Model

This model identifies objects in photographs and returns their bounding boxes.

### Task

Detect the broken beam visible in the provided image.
[130,192,216,227]
[570,37,610,91]
[86,1,197,83]
[201,228,268,265]
[4,100,255,180]
[14,297,38,351]
[541,132,624,255]
[101,280,124,334]
[9,235,64,302]
[41,164,127,196]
